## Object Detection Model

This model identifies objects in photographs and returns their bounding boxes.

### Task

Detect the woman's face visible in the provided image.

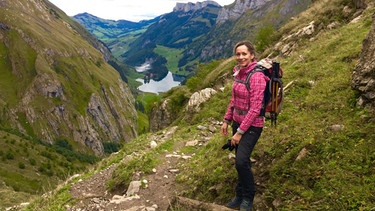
[235,45,254,67]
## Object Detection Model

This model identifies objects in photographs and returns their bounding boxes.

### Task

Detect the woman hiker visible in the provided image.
[221,40,269,211]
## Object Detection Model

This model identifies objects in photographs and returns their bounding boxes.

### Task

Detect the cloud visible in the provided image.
[49,0,234,22]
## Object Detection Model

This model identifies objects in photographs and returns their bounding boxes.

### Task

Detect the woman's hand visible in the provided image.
[231,133,242,145]
[221,122,228,136]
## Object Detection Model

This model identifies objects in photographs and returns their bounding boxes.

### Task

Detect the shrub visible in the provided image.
[18,162,26,169]
[29,158,36,165]
[103,142,123,154]
[5,150,14,160]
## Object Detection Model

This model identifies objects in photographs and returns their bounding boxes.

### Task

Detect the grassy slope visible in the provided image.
[24,0,375,210]
[274,20,374,211]
[175,1,375,210]
[0,129,97,209]
[0,1,137,209]
[108,28,148,59]
[261,9,375,211]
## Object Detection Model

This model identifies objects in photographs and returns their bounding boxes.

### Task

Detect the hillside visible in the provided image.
[0,0,138,208]
[20,0,375,210]
[0,0,138,151]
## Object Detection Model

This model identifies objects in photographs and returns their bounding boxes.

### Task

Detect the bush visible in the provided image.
[103,142,123,154]
[5,150,14,160]
[55,139,73,151]
[29,158,36,165]
[18,162,26,169]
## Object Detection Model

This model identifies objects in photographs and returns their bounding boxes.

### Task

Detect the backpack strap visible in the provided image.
[233,65,270,117]
[234,65,266,92]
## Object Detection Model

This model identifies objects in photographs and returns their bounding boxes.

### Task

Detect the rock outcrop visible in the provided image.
[149,99,174,132]
[352,0,367,9]
[274,21,316,57]
[186,88,217,112]
[150,88,218,132]
[352,11,375,110]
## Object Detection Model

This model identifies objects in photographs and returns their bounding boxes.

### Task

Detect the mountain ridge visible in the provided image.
[73,0,312,89]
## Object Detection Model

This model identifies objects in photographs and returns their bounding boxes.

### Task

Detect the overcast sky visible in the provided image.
[48,0,234,22]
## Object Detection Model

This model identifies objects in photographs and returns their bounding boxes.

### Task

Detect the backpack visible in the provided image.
[234,59,283,126]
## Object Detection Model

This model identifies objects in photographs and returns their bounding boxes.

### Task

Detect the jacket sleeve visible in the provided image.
[223,85,235,123]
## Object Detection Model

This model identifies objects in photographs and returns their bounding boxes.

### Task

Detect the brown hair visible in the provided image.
[233,41,256,60]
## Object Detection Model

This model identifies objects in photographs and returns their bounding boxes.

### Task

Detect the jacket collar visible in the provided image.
[233,60,258,77]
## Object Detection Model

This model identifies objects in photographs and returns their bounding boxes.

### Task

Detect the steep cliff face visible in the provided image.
[216,0,272,23]
[0,0,137,155]
[352,11,375,110]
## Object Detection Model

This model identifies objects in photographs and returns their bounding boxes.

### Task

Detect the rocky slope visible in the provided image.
[352,7,375,110]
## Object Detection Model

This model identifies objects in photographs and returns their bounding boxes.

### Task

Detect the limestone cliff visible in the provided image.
[173,1,221,13]
[216,0,272,23]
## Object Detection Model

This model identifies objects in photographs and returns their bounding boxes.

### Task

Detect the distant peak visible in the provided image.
[173,1,221,13]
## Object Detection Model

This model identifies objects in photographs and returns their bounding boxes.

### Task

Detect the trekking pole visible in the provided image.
[271,62,280,127]
[271,79,276,126]
[273,82,279,127]
[271,86,277,127]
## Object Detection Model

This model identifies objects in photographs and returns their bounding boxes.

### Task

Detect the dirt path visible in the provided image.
[66,125,231,211]
[68,154,182,210]
[66,123,264,211]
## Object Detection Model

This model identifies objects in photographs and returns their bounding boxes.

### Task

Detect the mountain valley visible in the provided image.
[0,0,374,210]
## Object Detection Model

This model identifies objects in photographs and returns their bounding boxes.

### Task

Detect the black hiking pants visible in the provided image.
[232,121,263,202]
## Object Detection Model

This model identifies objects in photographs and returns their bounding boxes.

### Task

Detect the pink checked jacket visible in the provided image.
[224,61,269,133]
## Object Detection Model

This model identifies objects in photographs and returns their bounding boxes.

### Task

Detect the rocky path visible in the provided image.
[66,125,233,211]
[68,153,181,210]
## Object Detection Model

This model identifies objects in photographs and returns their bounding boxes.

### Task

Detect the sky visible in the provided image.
[48,0,235,22]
